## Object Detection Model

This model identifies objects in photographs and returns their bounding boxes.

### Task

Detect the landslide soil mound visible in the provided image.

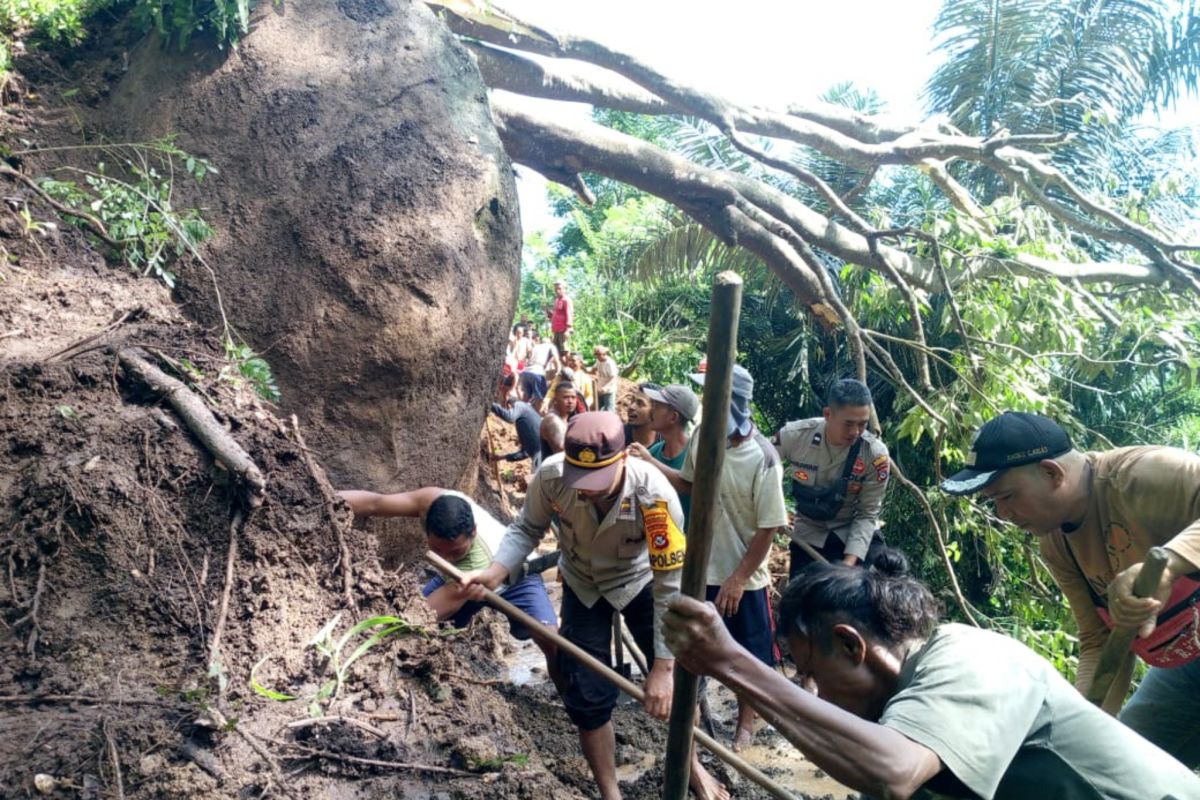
[0,256,588,798]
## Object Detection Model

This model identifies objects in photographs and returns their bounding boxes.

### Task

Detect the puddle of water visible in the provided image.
[615,752,657,782]
[506,638,548,686]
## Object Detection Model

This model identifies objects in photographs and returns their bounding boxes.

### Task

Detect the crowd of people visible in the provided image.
[337,281,1200,800]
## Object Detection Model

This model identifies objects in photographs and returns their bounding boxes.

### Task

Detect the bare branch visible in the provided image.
[464,40,669,115]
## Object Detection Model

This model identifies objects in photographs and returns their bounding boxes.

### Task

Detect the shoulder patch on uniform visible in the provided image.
[874,455,890,482]
[642,499,685,572]
[811,432,822,446]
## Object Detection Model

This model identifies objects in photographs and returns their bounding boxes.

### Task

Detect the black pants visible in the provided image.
[789,531,887,581]
[557,581,657,731]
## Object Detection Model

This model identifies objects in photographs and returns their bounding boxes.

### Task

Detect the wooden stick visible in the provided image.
[118,347,266,507]
[1086,547,1170,707]
[426,551,795,800]
[619,619,649,676]
[792,537,827,564]
[664,271,743,800]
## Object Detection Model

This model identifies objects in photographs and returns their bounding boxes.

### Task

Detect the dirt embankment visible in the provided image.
[0,227,599,798]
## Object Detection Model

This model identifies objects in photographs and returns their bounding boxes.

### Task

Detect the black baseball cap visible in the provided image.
[941,412,1073,495]
[562,412,627,491]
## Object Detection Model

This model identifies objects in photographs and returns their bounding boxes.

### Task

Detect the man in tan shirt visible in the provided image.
[943,411,1200,767]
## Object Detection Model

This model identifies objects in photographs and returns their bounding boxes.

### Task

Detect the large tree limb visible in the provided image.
[441,1,1197,293]
[118,348,267,507]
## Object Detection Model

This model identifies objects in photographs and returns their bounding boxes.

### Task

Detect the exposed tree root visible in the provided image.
[265,737,476,777]
[208,509,245,700]
[12,558,47,656]
[290,415,355,610]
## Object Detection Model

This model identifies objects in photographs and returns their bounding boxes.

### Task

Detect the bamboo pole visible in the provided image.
[425,551,795,800]
[1085,547,1169,706]
[662,271,743,800]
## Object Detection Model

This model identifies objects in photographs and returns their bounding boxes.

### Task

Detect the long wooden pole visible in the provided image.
[663,271,743,800]
[425,551,795,800]
[1085,547,1169,706]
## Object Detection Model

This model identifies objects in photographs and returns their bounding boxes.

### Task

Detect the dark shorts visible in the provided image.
[422,572,557,640]
[558,580,656,731]
[705,584,776,666]
[789,531,887,580]
[518,371,548,401]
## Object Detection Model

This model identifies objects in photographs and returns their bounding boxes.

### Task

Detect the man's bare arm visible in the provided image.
[336,486,445,518]
[665,597,942,799]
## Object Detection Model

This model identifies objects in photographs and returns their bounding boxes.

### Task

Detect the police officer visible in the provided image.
[466,411,725,800]
[775,379,891,576]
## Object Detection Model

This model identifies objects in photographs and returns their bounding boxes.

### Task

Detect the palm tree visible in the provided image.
[925,0,1200,202]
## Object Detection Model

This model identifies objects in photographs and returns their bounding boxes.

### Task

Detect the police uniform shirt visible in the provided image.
[776,417,891,561]
[493,453,686,658]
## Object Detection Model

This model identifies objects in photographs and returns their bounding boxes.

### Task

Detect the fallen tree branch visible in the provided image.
[439,1,1198,275]
[0,163,120,247]
[117,347,266,507]
[266,737,476,777]
[0,694,184,705]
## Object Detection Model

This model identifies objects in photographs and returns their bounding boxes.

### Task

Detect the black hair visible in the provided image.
[826,378,872,409]
[638,382,662,393]
[776,549,940,651]
[555,381,577,394]
[424,495,476,541]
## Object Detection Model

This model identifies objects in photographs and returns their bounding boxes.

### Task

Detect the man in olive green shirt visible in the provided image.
[336,486,558,646]
[665,556,1200,800]
[943,412,1200,767]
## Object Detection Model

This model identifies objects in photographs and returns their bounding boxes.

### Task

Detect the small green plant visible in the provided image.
[133,0,257,51]
[250,613,429,716]
[221,339,280,402]
[39,142,215,288]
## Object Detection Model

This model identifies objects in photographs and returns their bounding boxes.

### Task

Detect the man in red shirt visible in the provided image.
[546,280,574,354]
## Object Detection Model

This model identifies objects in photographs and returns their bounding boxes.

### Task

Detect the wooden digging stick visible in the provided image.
[425,551,796,800]
[663,271,743,800]
[1085,547,1170,707]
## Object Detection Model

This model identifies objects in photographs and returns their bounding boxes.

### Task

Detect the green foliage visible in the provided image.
[37,140,216,288]
[222,339,280,402]
[251,613,430,715]
[0,0,110,71]
[0,0,103,42]
[132,0,258,51]
[522,52,1200,684]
